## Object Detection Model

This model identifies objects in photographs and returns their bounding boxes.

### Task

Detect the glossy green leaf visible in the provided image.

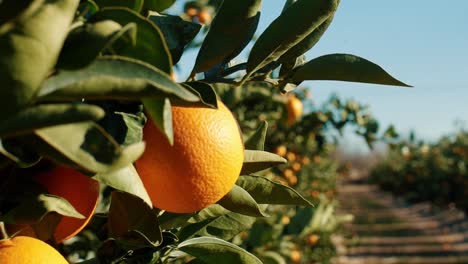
[149,14,201,64]
[244,0,338,79]
[94,164,152,206]
[143,98,174,145]
[290,53,412,87]
[244,121,268,150]
[236,175,312,206]
[181,82,218,108]
[144,0,176,12]
[2,194,84,224]
[38,56,199,103]
[34,121,145,173]
[218,185,268,217]
[178,205,255,241]
[259,251,287,264]
[0,104,105,138]
[108,191,162,247]
[93,0,144,12]
[241,150,287,175]
[278,13,336,63]
[58,20,137,70]
[190,0,262,76]
[0,0,80,119]
[178,237,262,264]
[92,7,172,73]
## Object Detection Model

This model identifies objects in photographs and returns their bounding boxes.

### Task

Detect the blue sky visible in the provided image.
[175,1,468,142]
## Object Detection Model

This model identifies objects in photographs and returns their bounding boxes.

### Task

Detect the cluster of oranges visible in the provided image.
[184,6,212,24]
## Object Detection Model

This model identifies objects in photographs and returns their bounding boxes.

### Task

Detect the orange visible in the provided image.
[281,216,290,225]
[136,100,244,213]
[274,145,287,157]
[185,7,198,17]
[291,162,301,172]
[286,95,303,126]
[197,9,212,24]
[0,236,68,263]
[290,249,301,263]
[307,234,320,246]
[11,166,99,243]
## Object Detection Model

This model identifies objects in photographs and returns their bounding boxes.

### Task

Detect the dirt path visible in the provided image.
[332,183,468,264]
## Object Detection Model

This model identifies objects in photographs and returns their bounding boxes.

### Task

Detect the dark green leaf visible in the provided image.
[34,121,145,173]
[93,0,144,12]
[241,150,287,174]
[159,212,194,230]
[0,0,80,119]
[2,194,84,224]
[178,205,255,241]
[108,191,162,247]
[144,0,176,12]
[58,20,137,70]
[92,7,172,73]
[244,121,268,150]
[143,98,174,145]
[236,175,312,206]
[181,82,218,108]
[284,207,314,235]
[94,165,152,206]
[0,104,105,138]
[218,185,268,217]
[178,237,262,264]
[244,0,338,79]
[290,53,412,87]
[38,56,199,103]
[149,14,201,64]
[0,138,41,168]
[190,0,262,76]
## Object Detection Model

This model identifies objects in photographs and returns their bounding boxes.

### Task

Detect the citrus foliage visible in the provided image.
[370,130,468,210]
[0,0,409,263]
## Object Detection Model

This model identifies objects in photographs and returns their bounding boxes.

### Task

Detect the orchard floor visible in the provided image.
[332,182,468,264]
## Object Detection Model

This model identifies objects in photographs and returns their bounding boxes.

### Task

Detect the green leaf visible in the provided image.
[244,121,268,150]
[93,0,144,12]
[108,191,162,247]
[290,53,412,87]
[94,164,152,206]
[91,7,172,73]
[241,150,287,175]
[181,82,218,108]
[33,121,145,173]
[178,205,255,241]
[278,13,336,63]
[58,20,137,70]
[2,194,84,224]
[217,185,268,217]
[144,0,176,12]
[236,175,312,206]
[0,104,105,138]
[143,98,174,145]
[0,0,80,119]
[0,138,41,168]
[149,14,201,64]
[284,207,314,235]
[0,0,39,29]
[38,56,199,103]
[259,251,287,264]
[158,212,194,230]
[244,0,338,79]
[178,237,262,264]
[190,0,262,76]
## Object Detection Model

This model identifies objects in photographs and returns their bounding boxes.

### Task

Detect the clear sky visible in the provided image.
[175,1,468,142]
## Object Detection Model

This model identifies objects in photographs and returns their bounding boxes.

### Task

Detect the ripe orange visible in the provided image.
[11,166,100,243]
[291,162,301,172]
[136,100,244,213]
[274,145,287,157]
[197,9,212,24]
[185,7,198,17]
[0,236,68,263]
[307,234,320,246]
[290,249,301,263]
[286,95,303,126]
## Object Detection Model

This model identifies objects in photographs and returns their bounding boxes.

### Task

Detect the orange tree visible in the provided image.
[0,0,409,263]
